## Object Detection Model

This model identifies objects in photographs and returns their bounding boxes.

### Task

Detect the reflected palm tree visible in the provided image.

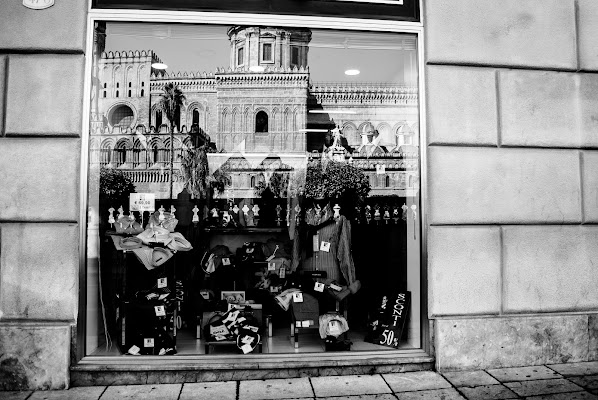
[159,82,186,199]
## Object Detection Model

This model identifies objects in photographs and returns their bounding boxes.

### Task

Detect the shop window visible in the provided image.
[86,21,421,360]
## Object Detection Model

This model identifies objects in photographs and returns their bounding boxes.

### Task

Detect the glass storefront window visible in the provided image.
[86,21,420,357]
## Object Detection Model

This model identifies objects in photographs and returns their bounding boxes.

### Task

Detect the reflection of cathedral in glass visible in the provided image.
[90,26,419,198]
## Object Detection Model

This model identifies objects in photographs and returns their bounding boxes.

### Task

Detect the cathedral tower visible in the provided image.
[227,26,312,71]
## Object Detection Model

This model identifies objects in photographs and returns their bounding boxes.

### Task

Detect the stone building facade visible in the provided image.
[1,0,598,391]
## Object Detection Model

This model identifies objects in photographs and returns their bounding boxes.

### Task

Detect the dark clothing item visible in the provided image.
[292,203,356,285]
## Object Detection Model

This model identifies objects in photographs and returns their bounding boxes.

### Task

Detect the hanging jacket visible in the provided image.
[292,203,356,285]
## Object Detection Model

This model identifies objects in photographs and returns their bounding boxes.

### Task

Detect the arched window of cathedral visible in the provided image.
[156,110,163,128]
[385,175,390,188]
[140,89,144,97]
[103,83,107,98]
[193,109,199,125]
[250,175,256,188]
[100,140,113,166]
[133,140,143,168]
[255,111,268,132]
[115,140,128,166]
[128,90,131,97]
[116,90,119,98]
[110,105,134,128]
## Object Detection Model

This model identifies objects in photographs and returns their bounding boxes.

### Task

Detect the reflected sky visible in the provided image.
[104,22,417,84]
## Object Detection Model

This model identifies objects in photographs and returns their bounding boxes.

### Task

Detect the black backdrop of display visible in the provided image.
[91,0,420,22]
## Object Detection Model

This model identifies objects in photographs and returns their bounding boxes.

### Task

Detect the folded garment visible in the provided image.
[120,236,143,250]
[167,232,193,252]
[319,313,349,339]
[291,292,320,323]
[132,247,173,270]
[137,226,172,246]
[274,288,300,311]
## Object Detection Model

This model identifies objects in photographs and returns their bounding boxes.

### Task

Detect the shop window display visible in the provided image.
[86,22,420,357]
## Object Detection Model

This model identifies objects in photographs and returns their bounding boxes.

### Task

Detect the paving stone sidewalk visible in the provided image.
[2,361,598,400]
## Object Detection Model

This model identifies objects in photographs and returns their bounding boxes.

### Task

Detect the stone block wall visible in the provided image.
[0,0,87,390]
[426,0,598,371]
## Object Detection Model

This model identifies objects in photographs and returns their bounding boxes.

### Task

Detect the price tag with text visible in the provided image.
[157,277,167,288]
[268,262,276,271]
[222,258,231,266]
[143,338,155,348]
[154,305,166,317]
[293,292,304,303]
[314,282,325,292]
[320,241,331,252]
[130,193,156,212]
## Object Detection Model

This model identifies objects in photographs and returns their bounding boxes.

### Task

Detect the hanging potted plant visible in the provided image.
[302,158,371,218]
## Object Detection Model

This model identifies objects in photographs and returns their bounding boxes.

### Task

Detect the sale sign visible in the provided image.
[364,291,411,349]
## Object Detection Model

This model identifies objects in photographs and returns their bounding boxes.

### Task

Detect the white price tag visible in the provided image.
[200,290,210,300]
[268,262,276,271]
[222,257,231,266]
[130,193,156,212]
[154,305,166,317]
[293,292,304,303]
[223,310,239,324]
[143,338,155,348]
[320,241,331,252]
[241,335,254,345]
[314,282,325,292]
[157,277,167,288]
[241,343,253,354]
[328,321,341,336]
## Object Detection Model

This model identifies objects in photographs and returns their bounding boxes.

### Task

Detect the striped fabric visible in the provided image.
[292,203,356,285]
